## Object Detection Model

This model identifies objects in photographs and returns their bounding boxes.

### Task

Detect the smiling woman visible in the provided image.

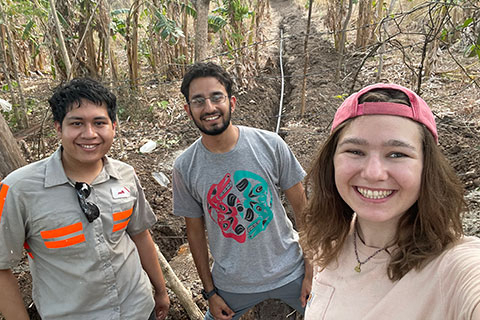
[301,83,480,319]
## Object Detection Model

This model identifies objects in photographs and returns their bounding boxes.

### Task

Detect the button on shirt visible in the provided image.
[0,148,156,320]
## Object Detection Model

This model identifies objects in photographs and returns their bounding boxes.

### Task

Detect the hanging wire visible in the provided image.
[276,27,285,134]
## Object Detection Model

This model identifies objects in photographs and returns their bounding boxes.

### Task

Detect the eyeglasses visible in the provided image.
[188,93,227,109]
[75,182,100,223]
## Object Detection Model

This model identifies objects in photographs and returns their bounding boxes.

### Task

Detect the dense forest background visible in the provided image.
[1,0,478,141]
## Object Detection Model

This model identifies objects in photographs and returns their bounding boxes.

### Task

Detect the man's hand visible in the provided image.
[300,259,313,307]
[153,290,170,320]
[208,294,235,320]
[300,274,312,307]
[130,230,170,320]
[0,269,29,320]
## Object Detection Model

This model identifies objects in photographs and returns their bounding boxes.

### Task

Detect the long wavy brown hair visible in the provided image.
[300,90,466,281]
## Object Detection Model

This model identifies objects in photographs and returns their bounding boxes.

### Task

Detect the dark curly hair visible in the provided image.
[48,78,117,126]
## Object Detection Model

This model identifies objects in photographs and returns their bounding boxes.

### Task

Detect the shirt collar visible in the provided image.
[44,147,69,188]
[101,156,121,180]
[44,147,120,187]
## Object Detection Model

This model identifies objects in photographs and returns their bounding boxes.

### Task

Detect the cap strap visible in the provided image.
[358,102,414,119]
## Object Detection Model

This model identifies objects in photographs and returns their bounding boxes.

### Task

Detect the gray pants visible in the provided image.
[204,275,305,320]
[148,308,155,320]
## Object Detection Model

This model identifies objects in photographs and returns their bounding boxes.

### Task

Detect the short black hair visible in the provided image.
[180,62,234,102]
[49,78,117,125]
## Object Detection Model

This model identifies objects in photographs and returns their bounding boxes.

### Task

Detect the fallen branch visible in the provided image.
[154,244,204,320]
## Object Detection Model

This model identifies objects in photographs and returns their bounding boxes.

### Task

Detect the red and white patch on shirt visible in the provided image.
[111,186,130,199]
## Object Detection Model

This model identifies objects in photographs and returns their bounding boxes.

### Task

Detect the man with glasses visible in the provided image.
[173,62,312,320]
[0,78,169,320]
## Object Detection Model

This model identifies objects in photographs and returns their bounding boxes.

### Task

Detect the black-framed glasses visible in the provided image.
[75,182,100,223]
[188,93,227,109]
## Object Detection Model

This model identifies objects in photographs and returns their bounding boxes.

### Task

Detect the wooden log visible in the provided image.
[154,244,204,320]
[0,112,26,179]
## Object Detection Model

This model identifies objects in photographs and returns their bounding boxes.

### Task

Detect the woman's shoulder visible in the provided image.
[437,236,480,274]
[448,236,480,253]
[437,236,480,316]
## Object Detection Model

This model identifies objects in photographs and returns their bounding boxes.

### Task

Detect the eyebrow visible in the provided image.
[191,91,224,99]
[338,137,417,150]
[65,116,109,121]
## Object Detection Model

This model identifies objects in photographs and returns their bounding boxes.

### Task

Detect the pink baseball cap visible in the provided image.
[331,83,438,143]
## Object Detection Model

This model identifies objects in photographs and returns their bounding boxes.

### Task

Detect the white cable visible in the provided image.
[276,28,285,134]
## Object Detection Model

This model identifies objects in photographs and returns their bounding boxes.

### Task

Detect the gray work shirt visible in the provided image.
[0,147,156,319]
[173,126,306,293]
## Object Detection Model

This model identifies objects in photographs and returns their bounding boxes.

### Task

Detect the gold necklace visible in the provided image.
[353,227,388,273]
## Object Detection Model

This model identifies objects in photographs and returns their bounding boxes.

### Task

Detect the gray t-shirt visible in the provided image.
[173,126,306,293]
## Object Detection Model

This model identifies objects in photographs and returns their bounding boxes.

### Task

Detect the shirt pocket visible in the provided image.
[37,219,88,257]
[305,276,335,320]
[108,199,135,243]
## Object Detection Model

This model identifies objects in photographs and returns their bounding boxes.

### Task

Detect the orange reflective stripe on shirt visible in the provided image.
[113,219,131,232]
[24,241,34,259]
[43,234,86,249]
[41,222,83,239]
[112,207,133,232]
[0,183,9,223]
[41,222,85,248]
[113,207,133,221]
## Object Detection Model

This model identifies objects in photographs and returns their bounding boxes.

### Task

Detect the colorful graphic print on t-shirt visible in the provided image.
[206,170,273,243]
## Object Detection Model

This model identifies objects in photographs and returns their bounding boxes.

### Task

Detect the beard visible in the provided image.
[190,104,232,136]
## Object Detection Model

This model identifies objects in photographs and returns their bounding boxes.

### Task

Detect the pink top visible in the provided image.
[306,234,480,319]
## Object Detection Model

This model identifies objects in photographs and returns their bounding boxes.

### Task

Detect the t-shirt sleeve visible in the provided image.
[276,137,306,191]
[126,173,157,235]
[0,182,26,269]
[172,167,204,218]
[443,238,480,318]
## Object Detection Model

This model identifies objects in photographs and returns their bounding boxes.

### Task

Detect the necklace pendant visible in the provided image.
[354,263,361,273]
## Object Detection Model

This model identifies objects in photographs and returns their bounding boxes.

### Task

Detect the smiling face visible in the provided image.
[333,115,424,230]
[55,99,116,171]
[184,76,236,136]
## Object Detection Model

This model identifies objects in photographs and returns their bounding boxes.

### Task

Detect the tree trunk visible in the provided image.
[82,0,99,77]
[49,0,72,79]
[355,0,373,49]
[376,0,396,82]
[335,0,353,81]
[0,2,28,129]
[182,0,189,71]
[300,0,314,116]
[126,0,141,88]
[0,113,26,179]
[50,0,72,80]
[194,0,210,62]
[0,25,17,114]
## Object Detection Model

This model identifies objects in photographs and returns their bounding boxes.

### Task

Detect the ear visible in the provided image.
[112,121,117,136]
[229,96,237,113]
[184,103,192,120]
[54,121,62,137]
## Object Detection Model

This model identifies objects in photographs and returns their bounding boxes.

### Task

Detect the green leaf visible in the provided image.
[111,8,130,16]
[459,18,473,29]
[208,15,227,33]
[22,20,35,40]
[56,11,70,32]
[182,2,197,18]
[153,9,184,44]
